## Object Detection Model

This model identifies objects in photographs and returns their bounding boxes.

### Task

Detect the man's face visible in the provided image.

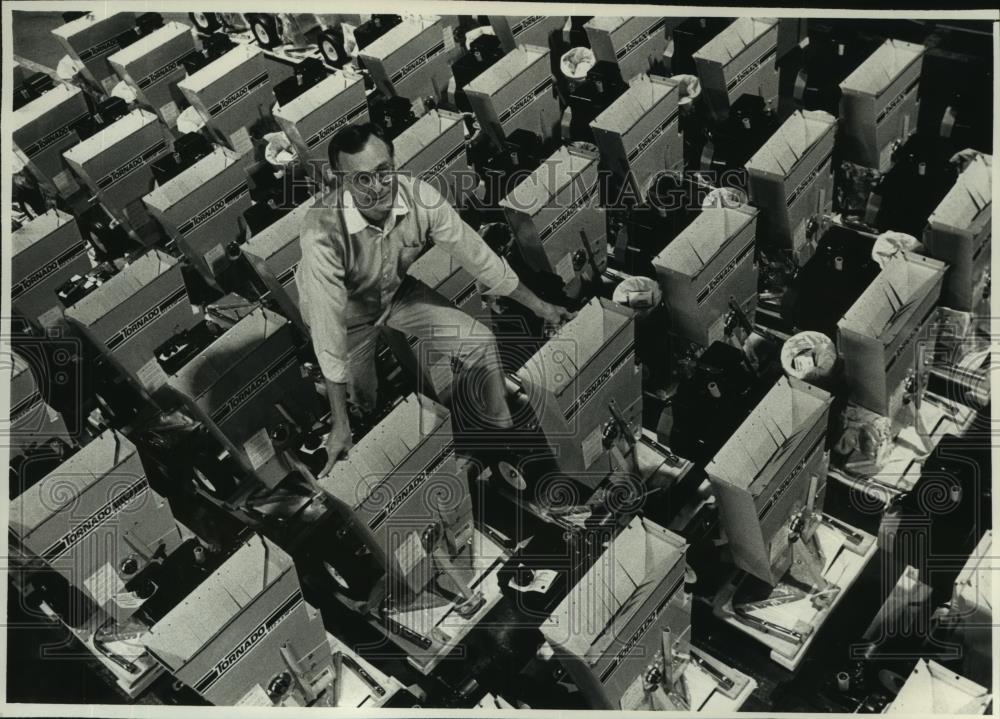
[338,136,396,224]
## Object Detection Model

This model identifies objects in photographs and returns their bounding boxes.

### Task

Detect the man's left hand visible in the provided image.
[535,301,576,330]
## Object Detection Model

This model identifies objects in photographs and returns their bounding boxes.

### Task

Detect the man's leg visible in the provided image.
[384,280,513,430]
[345,322,380,419]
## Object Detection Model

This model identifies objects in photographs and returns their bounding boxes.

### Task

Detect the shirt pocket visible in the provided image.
[391,218,427,275]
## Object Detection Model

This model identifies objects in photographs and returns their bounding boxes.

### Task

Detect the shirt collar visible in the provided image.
[342,188,409,235]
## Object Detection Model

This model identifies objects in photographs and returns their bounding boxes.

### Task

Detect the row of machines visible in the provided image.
[6,10,992,710]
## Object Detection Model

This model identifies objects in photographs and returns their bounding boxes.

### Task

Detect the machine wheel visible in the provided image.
[189,12,221,34]
[319,27,345,67]
[249,14,282,49]
[495,460,527,491]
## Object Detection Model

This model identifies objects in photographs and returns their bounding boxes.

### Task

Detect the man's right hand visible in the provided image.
[319,424,354,479]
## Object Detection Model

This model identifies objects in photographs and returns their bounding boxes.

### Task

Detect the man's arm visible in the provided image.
[322,379,353,477]
[415,179,575,327]
[295,216,354,478]
[505,281,576,326]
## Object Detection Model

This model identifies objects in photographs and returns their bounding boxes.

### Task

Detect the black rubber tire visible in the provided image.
[318,28,345,67]
[249,14,281,49]
[188,12,221,34]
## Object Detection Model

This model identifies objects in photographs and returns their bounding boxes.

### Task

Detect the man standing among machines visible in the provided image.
[297,123,574,477]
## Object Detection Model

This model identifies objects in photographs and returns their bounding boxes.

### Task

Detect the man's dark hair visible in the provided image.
[327,122,394,170]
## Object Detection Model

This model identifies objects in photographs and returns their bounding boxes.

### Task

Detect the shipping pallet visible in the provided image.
[271,632,407,708]
[38,602,162,699]
[685,646,758,711]
[835,390,978,500]
[363,528,508,676]
[711,514,877,671]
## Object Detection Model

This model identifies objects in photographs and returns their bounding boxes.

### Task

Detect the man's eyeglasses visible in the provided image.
[349,168,396,190]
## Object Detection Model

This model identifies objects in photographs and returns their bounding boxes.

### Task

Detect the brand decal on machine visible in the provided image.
[96,140,168,190]
[499,77,554,124]
[193,591,303,693]
[539,182,598,242]
[211,349,298,423]
[512,16,544,35]
[785,152,833,207]
[876,77,920,125]
[277,262,300,287]
[616,18,668,60]
[419,142,466,181]
[12,242,88,299]
[306,102,368,149]
[136,56,186,89]
[452,281,478,309]
[726,45,777,93]
[208,72,269,116]
[78,37,121,62]
[41,478,149,562]
[564,343,636,421]
[627,109,680,163]
[105,287,187,351]
[21,113,89,158]
[599,575,684,682]
[695,239,755,306]
[757,433,825,520]
[177,184,250,236]
[366,444,454,530]
[390,41,446,85]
